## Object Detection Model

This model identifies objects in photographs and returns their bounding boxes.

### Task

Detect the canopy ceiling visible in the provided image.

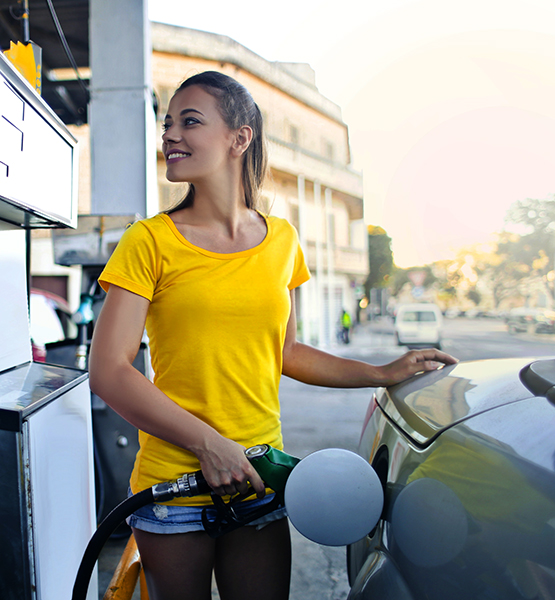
[0,0,90,124]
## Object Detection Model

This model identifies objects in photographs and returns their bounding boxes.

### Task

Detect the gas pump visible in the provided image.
[0,52,96,600]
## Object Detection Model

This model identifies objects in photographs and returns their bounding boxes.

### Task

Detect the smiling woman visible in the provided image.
[88,70,456,600]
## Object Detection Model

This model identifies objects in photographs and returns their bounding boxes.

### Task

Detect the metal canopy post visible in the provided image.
[89,0,158,217]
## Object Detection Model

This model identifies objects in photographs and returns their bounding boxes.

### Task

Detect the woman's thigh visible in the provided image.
[132,510,291,600]
[215,518,292,600]
[132,527,216,600]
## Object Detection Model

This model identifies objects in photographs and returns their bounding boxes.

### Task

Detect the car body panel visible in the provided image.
[348,542,415,600]
[379,358,535,445]
[29,289,77,362]
[348,357,555,600]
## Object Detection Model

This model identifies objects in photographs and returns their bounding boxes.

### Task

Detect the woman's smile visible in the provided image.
[165,150,191,164]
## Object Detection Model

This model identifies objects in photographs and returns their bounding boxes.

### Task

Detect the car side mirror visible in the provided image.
[519,359,555,404]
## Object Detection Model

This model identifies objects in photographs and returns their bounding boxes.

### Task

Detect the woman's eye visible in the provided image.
[161,117,198,132]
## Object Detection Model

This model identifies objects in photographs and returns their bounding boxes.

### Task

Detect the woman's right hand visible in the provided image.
[196,436,266,499]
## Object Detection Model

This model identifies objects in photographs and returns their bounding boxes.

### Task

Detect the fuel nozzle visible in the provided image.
[152,470,210,502]
[150,444,300,504]
[245,444,300,494]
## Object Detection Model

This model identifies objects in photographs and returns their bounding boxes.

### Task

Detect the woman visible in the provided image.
[89,71,456,600]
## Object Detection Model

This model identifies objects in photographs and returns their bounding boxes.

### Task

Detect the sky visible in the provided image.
[149,0,555,267]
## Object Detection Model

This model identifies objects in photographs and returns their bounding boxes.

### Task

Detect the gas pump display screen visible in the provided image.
[0,53,78,229]
[0,362,87,431]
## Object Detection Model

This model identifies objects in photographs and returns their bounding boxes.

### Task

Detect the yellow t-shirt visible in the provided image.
[98,212,310,505]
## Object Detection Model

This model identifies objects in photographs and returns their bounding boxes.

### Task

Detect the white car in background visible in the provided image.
[394,303,443,349]
[29,289,77,361]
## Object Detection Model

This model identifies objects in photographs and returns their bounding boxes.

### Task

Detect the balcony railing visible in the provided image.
[304,241,368,276]
[267,137,363,200]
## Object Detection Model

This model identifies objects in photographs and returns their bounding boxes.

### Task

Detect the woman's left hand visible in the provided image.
[377,348,458,387]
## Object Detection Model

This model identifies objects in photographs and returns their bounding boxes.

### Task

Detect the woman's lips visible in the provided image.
[166,151,190,163]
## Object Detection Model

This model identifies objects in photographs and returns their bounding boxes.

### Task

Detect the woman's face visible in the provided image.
[162,85,236,184]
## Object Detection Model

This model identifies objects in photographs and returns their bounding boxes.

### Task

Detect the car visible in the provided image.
[29,288,77,361]
[393,303,443,349]
[506,307,555,335]
[347,356,555,600]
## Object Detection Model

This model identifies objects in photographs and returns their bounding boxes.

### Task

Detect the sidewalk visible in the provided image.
[333,319,405,363]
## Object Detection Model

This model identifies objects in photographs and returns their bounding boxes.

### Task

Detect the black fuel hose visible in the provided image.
[72,488,153,600]
[72,471,209,600]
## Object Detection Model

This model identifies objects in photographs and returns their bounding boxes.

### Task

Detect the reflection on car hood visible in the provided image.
[378,358,547,446]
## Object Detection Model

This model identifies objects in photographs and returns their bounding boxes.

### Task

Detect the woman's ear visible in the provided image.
[231,125,253,157]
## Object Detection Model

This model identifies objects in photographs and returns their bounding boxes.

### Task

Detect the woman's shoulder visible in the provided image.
[265,215,301,241]
[123,214,170,239]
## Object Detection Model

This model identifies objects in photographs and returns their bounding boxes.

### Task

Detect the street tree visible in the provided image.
[502,196,555,302]
[389,265,437,298]
[365,225,394,297]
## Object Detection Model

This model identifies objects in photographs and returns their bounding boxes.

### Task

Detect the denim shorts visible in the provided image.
[127,492,287,534]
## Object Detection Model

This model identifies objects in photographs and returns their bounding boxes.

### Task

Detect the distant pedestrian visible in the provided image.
[341,309,352,343]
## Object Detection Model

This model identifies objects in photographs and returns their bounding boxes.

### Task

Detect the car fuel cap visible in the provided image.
[284,448,384,546]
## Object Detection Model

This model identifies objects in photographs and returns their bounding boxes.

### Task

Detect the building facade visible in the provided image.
[32,23,367,348]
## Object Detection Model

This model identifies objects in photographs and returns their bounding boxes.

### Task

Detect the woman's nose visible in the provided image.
[162,124,181,142]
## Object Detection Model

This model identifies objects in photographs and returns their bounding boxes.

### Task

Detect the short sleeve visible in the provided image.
[288,225,311,290]
[98,221,158,301]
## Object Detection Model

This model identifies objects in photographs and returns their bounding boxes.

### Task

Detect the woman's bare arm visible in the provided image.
[282,290,457,388]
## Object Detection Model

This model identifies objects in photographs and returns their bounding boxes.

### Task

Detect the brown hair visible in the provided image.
[166,71,268,212]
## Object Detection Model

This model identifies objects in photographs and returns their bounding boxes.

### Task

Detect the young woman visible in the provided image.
[89,71,457,600]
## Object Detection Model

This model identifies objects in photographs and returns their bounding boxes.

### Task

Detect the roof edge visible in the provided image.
[150,22,344,125]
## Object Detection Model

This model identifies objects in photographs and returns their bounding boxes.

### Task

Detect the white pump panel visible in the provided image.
[0,52,78,228]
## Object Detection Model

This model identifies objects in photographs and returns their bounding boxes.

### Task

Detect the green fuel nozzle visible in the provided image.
[244,444,301,494]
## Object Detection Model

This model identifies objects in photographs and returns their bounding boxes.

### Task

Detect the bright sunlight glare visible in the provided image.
[149,0,555,267]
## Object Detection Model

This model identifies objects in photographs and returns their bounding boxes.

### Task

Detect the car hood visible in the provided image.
[377,357,545,446]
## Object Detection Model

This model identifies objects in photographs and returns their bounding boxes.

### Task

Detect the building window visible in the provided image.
[323,140,334,162]
[290,125,299,145]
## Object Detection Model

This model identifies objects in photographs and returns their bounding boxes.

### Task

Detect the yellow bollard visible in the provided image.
[103,535,149,600]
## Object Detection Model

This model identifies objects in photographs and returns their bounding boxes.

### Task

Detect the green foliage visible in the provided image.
[504,198,555,267]
[499,196,555,301]
[466,288,481,305]
[373,197,555,307]
[365,226,394,294]
[388,266,437,296]
[506,197,555,236]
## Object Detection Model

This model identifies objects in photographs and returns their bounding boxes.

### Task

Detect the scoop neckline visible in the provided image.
[159,212,272,259]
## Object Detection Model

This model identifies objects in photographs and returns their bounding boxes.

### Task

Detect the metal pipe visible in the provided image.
[20,0,30,43]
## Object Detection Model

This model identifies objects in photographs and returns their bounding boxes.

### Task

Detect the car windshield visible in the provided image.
[401,311,437,323]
